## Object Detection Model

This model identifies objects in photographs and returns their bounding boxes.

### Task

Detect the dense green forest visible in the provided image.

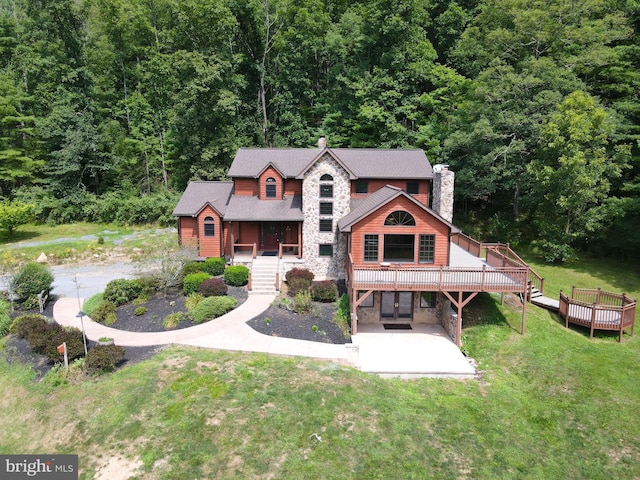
[0,0,638,260]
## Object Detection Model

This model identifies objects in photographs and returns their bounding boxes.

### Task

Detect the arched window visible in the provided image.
[265,177,276,198]
[319,174,333,198]
[384,211,416,226]
[204,216,215,236]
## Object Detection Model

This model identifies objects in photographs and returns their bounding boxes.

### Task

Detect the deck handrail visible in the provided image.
[483,242,544,297]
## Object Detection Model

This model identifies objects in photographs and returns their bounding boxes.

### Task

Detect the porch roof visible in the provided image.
[224,194,304,221]
[172,181,233,217]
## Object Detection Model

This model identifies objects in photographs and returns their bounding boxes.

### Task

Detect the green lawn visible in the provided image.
[0,253,638,479]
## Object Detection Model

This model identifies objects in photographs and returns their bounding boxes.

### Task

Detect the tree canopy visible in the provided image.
[0,0,637,260]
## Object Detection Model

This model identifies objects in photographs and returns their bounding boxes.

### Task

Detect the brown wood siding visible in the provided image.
[239,222,260,245]
[178,217,199,248]
[259,167,282,199]
[351,179,429,205]
[197,206,222,258]
[284,179,302,196]
[350,196,449,266]
[233,178,258,196]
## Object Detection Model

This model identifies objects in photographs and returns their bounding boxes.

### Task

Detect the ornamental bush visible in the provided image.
[85,344,126,374]
[11,262,54,302]
[198,277,228,297]
[203,257,225,276]
[310,280,338,303]
[292,291,312,314]
[92,300,117,324]
[285,268,314,297]
[223,265,249,286]
[189,296,237,323]
[104,278,142,306]
[183,272,211,295]
[11,314,84,362]
[182,262,204,276]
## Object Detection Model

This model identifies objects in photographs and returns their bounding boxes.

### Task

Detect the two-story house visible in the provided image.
[173,143,530,345]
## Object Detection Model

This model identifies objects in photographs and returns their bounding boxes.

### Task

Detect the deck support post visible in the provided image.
[443,291,478,347]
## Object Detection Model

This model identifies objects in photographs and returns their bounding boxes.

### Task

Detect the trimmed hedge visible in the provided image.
[203,257,225,276]
[183,272,211,295]
[198,277,228,297]
[310,280,338,302]
[223,265,249,287]
[189,296,237,323]
[85,344,126,374]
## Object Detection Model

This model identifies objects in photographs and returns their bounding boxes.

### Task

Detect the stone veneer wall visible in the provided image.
[432,167,455,223]
[302,153,350,279]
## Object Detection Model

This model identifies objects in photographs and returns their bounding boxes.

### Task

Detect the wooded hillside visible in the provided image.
[1,0,638,260]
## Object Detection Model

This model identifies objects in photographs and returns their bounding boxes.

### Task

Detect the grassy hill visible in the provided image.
[0,240,639,479]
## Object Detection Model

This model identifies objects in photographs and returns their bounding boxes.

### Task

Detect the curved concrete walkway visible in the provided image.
[53,296,352,363]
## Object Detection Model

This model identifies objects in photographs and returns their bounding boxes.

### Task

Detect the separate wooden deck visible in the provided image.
[559,288,636,341]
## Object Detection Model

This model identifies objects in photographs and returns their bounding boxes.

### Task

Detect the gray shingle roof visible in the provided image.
[337,185,460,233]
[224,195,304,221]
[226,147,433,180]
[172,181,233,216]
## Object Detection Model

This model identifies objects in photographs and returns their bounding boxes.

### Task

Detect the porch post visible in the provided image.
[456,291,463,347]
[351,285,358,335]
[298,225,302,258]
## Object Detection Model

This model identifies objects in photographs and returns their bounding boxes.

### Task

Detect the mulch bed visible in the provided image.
[3,286,350,379]
[109,285,249,332]
[246,301,350,344]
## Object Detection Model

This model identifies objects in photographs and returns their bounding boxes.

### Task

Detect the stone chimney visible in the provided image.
[317,136,327,148]
[432,164,454,223]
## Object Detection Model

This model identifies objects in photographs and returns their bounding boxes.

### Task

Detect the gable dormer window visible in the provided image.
[384,210,416,226]
[204,216,215,236]
[265,177,276,198]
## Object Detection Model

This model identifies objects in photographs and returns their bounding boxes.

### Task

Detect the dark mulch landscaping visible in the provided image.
[109,286,249,332]
[246,301,351,344]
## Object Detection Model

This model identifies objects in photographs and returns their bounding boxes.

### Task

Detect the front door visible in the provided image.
[262,222,281,251]
[381,292,413,320]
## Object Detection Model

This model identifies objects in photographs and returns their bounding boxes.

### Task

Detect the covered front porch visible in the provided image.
[227,221,303,261]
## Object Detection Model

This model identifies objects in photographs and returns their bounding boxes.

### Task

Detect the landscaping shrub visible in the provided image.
[136,275,160,296]
[104,278,143,306]
[189,296,237,323]
[292,291,312,314]
[185,293,204,310]
[199,277,228,297]
[10,313,48,338]
[85,344,126,374]
[182,262,204,276]
[39,327,84,362]
[285,267,314,297]
[203,257,225,276]
[183,272,211,295]
[0,300,11,337]
[223,265,249,287]
[163,312,186,329]
[11,262,54,301]
[310,280,338,302]
[92,301,117,325]
[11,314,84,362]
[134,306,147,316]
